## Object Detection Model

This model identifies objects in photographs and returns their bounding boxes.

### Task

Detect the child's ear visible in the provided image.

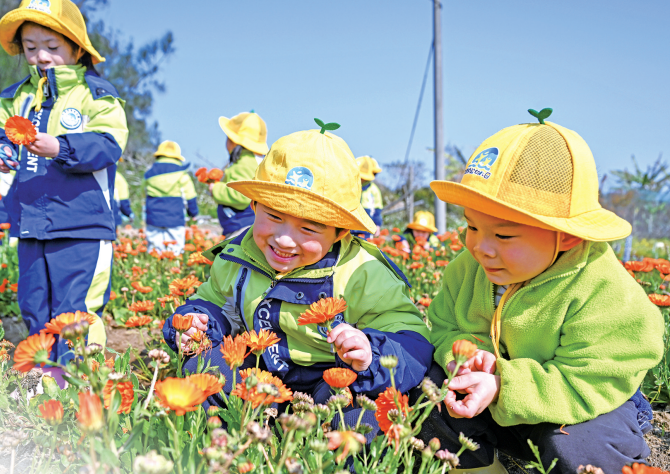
[558,233,583,252]
[334,229,350,242]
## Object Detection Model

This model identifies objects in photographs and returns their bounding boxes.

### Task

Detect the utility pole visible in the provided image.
[406,164,415,223]
[433,0,446,233]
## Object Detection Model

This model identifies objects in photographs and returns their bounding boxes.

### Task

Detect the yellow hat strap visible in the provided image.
[34,76,48,113]
[489,231,562,359]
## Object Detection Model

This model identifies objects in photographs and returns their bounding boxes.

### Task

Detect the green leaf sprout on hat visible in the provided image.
[527,108,553,125]
[314,118,341,134]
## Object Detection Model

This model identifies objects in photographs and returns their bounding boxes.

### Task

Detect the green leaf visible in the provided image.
[323,122,340,131]
[528,109,539,118]
[538,108,553,120]
[0,323,5,341]
[314,118,325,128]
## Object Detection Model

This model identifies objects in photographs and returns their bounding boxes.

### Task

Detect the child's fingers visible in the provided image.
[326,323,351,343]
[342,348,367,362]
[447,373,478,392]
[448,396,480,418]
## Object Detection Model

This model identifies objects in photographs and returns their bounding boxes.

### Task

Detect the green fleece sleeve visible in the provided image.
[211,155,257,209]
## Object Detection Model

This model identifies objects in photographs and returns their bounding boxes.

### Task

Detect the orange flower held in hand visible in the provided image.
[103,380,135,414]
[242,329,280,355]
[220,334,249,369]
[38,399,64,425]
[207,168,223,182]
[375,386,412,434]
[452,339,478,364]
[187,373,223,398]
[77,391,104,433]
[173,313,194,332]
[323,367,357,388]
[297,297,347,326]
[155,377,207,416]
[5,116,36,145]
[13,332,55,372]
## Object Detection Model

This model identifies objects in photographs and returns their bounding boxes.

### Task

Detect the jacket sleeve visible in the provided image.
[211,158,255,210]
[119,199,132,217]
[180,173,199,217]
[162,256,233,352]
[0,104,19,157]
[346,258,433,395]
[54,95,128,173]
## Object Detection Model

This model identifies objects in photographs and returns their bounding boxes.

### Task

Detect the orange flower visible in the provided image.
[392,227,401,233]
[375,386,411,434]
[5,115,37,145]
[184,243,196,252]
[187,252,213,266]
[169,275,202,296]
[131,281,153,294]
[453,339,478,363]
[297,297,347,326]
[380,228,389,236]
[173,313,194,332]
[219,334,249,369]
[323,367,357,388]
[9,282,17,292]
[326,430,366,463]
[125,315,153,327]
[656,263,670,275]
[157,294,179,308]
[649,294,670,307]
[622,463,669,474]
[232,368,293,408]
[195,167,208,183]
[238,462,255,473]
[207,168,224,182]
[13,332,55,372]
[76,391,104,433]
[417,297,432,307]
[43,311,97,335]
[109,290,117,301]
[105,357,115,370]
[128,300,155,313]
[409,262,424,269]
[0,279,7,292]
[391,235,401,242]
[625,260,655,273]
[242,329,280,355]
[187,373,223,398]
[450,243,463,252]
[0,223,10,230]
[436,260,448,267]
[38,399,64,426]
[155,377,207,416]
[103,380,134,414]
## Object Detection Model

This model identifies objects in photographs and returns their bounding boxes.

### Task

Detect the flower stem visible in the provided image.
[354,407,367,430]
[143,362,160,409]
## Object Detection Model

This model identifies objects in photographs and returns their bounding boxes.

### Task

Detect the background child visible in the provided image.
[210,111,268,238]
[163,122,433,431]
[113,164,133,228]
[0,0,128,374]
[397,210,441,254]
[417,112,664,472]
[355,155,383,239]
[144,140,198,254]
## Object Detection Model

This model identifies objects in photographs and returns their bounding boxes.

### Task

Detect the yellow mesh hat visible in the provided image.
[154,141,185,161]
[357,156,376,181]
[0,0,104,64]
[219,112,269,156]
[407,211,438,233]
[228,119,376,233]
[370,157,383,174]
[431,109,631,242]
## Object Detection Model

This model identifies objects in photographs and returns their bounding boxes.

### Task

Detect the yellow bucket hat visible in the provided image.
[0,0,104,64]
[219,112,269,156]
[431,108,631,242]
[371,157,383,174]
[407,211,438,233]
[228,119,376,233]
[154,141,185,161]
[357,156,376,181]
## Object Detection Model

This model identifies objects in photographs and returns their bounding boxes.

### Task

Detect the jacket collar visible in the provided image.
[29,64,86,100]
[525,239,591,286]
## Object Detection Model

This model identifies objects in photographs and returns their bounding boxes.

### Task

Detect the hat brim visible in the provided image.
[0,10,105,64]
[430,180,631,242]
[219,117,269,156]
[407,223,438,234]
[228,180,376,233]
[360,171,375,181]
[154,152,184,161]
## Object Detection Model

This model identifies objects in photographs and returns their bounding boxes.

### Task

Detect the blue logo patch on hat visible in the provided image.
[60,108,82,130]
[464,147,499,179]
[27,0,51,14]
[285,167,314,190]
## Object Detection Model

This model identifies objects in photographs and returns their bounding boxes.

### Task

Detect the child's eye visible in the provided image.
[496,234,514,240]
[26,47,36,52]
[467,225,477,231]
[266,213,281,221]
[48,47,58,51]
[302,227,318,234]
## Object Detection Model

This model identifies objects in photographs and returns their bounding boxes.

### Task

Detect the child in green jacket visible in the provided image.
[163,120,433,430]
[419,110,664,473]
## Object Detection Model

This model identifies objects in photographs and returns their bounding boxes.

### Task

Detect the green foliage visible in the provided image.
[525,439,557,474]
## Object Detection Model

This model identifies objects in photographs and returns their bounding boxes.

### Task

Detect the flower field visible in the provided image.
[0,225,669,473]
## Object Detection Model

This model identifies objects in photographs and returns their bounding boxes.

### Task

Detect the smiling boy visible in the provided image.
[162,121,432,420]
[417,111,664,473]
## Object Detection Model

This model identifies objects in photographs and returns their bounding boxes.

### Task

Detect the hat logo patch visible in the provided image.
[464,147,499,179]
[27,0,51,14]
[60,108,82,130]
[285,167,314,190]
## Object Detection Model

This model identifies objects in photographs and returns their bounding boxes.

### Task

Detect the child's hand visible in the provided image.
[176,313,208,347]
[24,132,60,158]
[447,349,496,376]
[444,372,501,418]
[0,145,17,173]
[208,183,215,192]
[327,323,372,372]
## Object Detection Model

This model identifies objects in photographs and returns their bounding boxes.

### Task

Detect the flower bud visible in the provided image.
[207,416,222,429]
[356,394,377,412]
[292,392,315,405]
[310,404,331,419]
[429,437,441,452]
[380,355,398,369]
[422,447,433,460]
[327,394,349,410]
[148,349,170,365]
[458,432,479,451]
[577,466,605,474]
[85,343,103,356]
[133,450,174,474]
[245,372,258,389]
[60,323,78,341]
[264,407,278,419]
[309,438,328,453]
[410,437,425,451]
[207,406,220,416]
[452,339,477,365]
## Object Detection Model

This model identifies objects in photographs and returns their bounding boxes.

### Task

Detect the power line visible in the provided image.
[403,42,434,164]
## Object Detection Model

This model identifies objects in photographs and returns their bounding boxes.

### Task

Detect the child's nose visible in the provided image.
[474,238,496,258]
[274,233,296,249]
[37,49,51,63]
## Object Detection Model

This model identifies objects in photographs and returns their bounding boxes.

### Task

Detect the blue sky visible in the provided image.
[98,0,669,191]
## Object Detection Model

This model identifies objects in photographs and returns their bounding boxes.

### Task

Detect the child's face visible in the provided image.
[413,230,430,241]
[253,203,346,273]
[21,23,79,71]
[463,208,559,286]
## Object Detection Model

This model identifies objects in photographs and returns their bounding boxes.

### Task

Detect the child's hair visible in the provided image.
[11,21,96,71]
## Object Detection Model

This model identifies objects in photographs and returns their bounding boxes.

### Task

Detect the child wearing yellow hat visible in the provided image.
[416,110,664,472]
[355,155,384,239]
[396,210,441,254]
[143,140,198,254]
[210,111,268,238]
[0,0,128,379]
[162,120,433,428]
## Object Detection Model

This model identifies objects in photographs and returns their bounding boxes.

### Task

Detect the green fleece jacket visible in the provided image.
[211,149,258,210]
[429,240,664,426]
